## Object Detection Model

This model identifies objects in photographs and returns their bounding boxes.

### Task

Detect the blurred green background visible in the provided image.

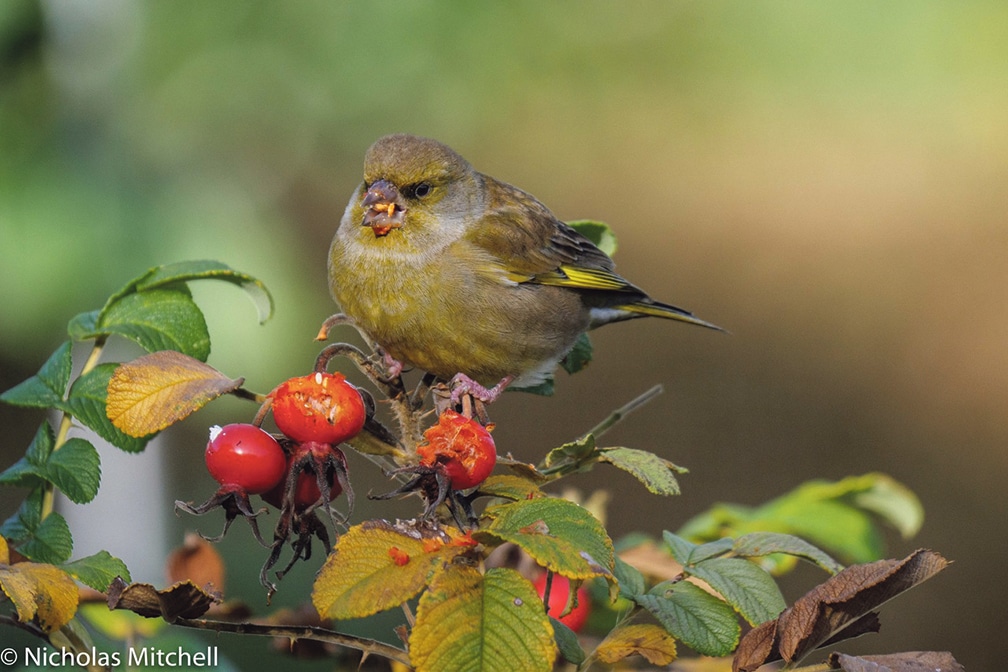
[2,1,1005,669]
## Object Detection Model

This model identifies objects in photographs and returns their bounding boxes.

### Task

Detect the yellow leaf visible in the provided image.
[106,351,244,436]
[312,520,476,621]
[0,535,9,565]
[0,562,79,633]
[596,623,678,666]
[410,566,556,672]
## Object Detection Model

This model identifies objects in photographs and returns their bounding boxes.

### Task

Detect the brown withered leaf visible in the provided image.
[107,576,219,622]
[828,650,965,672]
[733,549,948,672]
[166,533,226,593]
[106,350,244,437]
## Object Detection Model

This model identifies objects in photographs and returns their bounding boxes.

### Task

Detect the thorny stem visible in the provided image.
[41,336,108,519]
[173,617,413,667]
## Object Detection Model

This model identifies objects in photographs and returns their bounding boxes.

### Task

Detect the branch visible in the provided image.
[173,616,412,667]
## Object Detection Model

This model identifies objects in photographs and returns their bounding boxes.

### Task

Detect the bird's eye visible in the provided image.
[406,182,432,199]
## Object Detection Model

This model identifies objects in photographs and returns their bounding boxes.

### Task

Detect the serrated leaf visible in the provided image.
[67,310,99,341]
[18,511,73,564]
[0,560,79,632]
[62,364,150,452]
[73,288,211,361]
[0,423,53,488]
[63,551,131,592]
[106,351,244,437]
[560,333,593,375]
[43,438,101,504]
[638,580,740,657]
[132,260,274,324]
[688,557,786,626]
[313,520,476,621]
[478,497,614,580]
[599,447,683,495]
[1,489,44,543]
[568,219,618,256]
[541,434,596,470]
[662,531,699,565]
[410,566,556,672]
[613,555,646,600]
[0,341,72,408]
[596,623,678,666]
[477,474,543,501]
[733,532,843,575]
[549,617,585,664]
[689,538,736,564]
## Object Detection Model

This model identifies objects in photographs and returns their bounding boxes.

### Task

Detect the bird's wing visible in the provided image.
[470,176,643,294]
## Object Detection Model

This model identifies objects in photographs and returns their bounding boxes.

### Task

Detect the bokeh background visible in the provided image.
[2,1,1005,669]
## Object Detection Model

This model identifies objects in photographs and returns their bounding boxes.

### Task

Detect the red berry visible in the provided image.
[416,410,496,490]
[262,447,343,510]
[533,572,591,632]
[269,372,366,444]
[204,424,286,495]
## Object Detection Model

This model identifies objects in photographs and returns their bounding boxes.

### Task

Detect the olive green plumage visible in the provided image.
[328,134,720,389]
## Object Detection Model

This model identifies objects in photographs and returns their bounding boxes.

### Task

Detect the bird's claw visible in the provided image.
[448,374,514,405]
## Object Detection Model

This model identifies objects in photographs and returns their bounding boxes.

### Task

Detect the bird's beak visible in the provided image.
[361,179,406,237]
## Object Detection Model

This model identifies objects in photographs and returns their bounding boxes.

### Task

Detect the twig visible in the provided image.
[173,617,412,667]
[583,384,663,439]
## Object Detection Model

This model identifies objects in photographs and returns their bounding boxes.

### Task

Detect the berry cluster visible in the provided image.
[176,367,499,598]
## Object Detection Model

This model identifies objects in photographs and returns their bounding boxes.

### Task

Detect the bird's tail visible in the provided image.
[619,300,726,332]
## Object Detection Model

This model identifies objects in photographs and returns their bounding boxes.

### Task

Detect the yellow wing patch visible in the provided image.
[532,264,629,291]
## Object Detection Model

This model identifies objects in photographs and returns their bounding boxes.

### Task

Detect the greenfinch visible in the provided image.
[328,134,720,399]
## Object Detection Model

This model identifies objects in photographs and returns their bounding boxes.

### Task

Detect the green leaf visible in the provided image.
[842,473,924,539]
[410,566,556,672]
[662,531,698,565]
[687,557,786,626]
[541,434,596,471]
[1,489,44,543]
[132,259,274,324]
[63,551,131,592]
[675,474,920,565]
[0,427,101,505]
[598,447,684,496]
[689,538,736,564]
[478,497,614,580]
[636,580,740,657]
[560,333,593,375]
[613,556,646,600]
[66,310,99,340]
[568,220,618,256]
[0,341,73,408]
[0,424,53,488]
[71,288,212,361]
[44,438,101,505]
[18,511,73,564]
[550,617,585,664]
[61,364,151,452]
[733,532,843,575]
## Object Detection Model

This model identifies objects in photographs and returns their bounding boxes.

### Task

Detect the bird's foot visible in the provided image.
[449,374,514,405]
[380,350,405,379]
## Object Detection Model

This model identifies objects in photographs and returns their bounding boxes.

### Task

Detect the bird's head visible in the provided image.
[353,134,479,240]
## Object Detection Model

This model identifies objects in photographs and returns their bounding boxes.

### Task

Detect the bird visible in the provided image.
[328,134,721,401]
